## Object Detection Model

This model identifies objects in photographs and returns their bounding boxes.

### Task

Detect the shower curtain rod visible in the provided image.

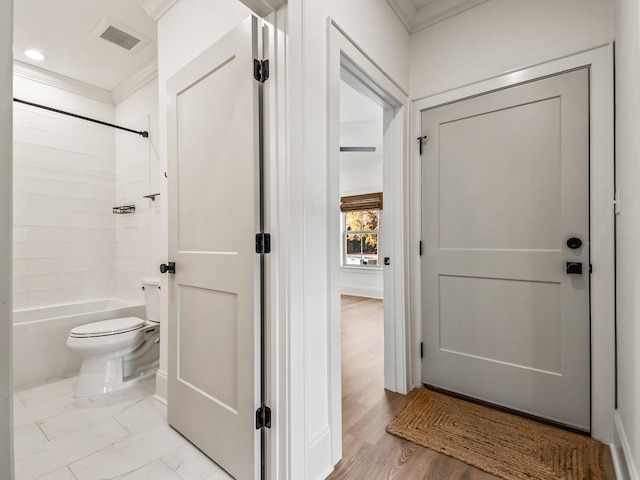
[13,98,149,138]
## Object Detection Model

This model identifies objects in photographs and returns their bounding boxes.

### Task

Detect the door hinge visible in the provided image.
[420,342,424,359]
[255,233,271,254]
[417,135,427,156]
[614,188,621,215]
[419,241,423,256]
[590,264,593,274]
[254,59,269,83]
[256,404,272,430]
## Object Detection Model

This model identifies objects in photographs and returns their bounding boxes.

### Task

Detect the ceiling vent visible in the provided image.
[91,17,150,54]
[100,26,141,51]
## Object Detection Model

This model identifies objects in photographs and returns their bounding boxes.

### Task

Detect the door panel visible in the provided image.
[421,68,590,430]
[439,98,561,251]
[167,16,261,479]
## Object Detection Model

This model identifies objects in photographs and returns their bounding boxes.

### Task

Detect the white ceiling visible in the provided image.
[411,0,437,8]
[14,0,157,92]
[388,0,491,33]
[12,0,487,95]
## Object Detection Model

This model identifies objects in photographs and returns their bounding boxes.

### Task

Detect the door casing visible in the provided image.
[327,19,411,465]
[410,45,615,443]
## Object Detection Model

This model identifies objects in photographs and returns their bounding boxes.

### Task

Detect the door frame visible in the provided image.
[410,44,615,443]
[327,19,410,464]
[0,0,13,478]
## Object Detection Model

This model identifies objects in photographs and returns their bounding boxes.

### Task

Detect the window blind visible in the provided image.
[340,192,383,212]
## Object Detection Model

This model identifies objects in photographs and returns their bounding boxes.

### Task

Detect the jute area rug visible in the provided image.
[386,388,605,480]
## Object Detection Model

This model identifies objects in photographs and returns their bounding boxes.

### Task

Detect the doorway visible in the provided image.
[338,78,386,447]
[7,1,276,478]
[410,46,615,442]
[327,22,411,465]
[165,15,266,480]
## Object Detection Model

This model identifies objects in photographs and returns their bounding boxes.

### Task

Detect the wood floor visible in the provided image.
[327,295,616,480]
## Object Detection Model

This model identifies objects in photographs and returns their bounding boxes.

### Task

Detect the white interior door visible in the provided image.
[166,16,263,479]
[421,68,590,430]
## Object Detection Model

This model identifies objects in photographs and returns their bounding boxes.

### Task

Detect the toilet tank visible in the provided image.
[141,277,161,322]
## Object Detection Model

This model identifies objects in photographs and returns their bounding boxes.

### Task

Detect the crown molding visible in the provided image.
[13,61,114,105]
[387,0,490,34]
[140,0,180,21]
[238,0,286,17]
[387,0,417,33]
[414,0,491,32]
[111,60,158,104]
[139,0,286,23]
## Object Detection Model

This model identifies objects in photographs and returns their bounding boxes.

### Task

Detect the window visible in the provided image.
[341,193,383,267]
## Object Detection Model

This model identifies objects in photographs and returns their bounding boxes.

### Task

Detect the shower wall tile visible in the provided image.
[12,77,160,311]
[113,79,160,303]
[13,259,29,276]
[13,293,29,311]
[13,103,116,309]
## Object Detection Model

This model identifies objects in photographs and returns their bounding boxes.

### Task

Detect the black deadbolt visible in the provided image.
[566,262,583,275]
[567,237,583,250]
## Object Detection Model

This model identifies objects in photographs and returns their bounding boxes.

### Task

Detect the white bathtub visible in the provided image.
[13,299,145,388]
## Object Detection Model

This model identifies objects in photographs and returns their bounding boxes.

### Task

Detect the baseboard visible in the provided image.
[307,426,333,480]
[153,393,168,406]
[155,369,168,405]
[340,285,383,299]
[612,411,639,480]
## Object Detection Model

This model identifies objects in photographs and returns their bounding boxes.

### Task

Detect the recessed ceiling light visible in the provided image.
[24,49,46,61]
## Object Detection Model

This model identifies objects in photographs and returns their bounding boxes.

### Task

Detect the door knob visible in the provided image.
[160,262,175,274]
[566,262,583,275]
[567,237,583,249]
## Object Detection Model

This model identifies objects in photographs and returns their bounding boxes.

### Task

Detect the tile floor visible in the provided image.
[14,376,234,480]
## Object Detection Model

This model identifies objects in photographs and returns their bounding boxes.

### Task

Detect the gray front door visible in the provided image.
[421,68,590,430]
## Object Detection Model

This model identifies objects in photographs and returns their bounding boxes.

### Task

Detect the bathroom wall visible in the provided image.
[13,74,116,309]
[113,77,160,302]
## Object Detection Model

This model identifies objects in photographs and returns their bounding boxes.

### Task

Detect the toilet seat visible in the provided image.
[69,317,146,338]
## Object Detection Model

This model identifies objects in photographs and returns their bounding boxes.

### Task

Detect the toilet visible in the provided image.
[67,278,161,398]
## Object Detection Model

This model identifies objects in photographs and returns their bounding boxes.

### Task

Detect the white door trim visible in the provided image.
[327,19,410,465]
[0,0,13,478]
[410,44,615,443]
[262,8,289,480]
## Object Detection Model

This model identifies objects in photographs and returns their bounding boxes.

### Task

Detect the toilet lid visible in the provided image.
[70,317,146,338]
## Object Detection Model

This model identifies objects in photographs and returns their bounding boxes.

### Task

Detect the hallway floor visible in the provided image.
[13,375,233,480]
[327,295,616,480]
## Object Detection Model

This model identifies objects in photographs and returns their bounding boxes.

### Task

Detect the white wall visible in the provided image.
[613,0,640,476]
[339,88,384,299]
[114,78,160,302]
[409,0,614,99]
[339,159,382,194]
[155,0,252,402]
[289,0,409,477]
[13,77,116,309]
[0,0,13,477]
[340,157,383,299]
